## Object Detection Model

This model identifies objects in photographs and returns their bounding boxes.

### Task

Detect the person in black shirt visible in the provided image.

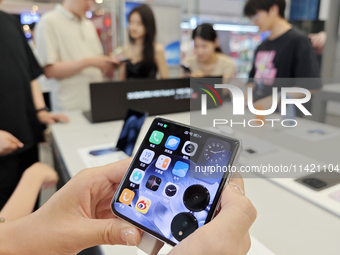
[244,0,322,110]
[0,8,68,210]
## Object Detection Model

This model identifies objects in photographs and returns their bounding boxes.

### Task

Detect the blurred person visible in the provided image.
[35,0,120,111]
[0,5,68,210]
[244,0,322,111]
[0,159,256,255]
[119,4,168,80]
[28,22,51,109]
[0,163,58,221]
[182,23,236,79]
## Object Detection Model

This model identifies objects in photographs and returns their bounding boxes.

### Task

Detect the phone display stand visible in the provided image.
[138,232,164,255]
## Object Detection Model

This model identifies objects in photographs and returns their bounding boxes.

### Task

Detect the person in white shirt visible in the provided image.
[35,0,119,112]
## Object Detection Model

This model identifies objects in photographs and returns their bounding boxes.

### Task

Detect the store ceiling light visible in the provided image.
[32,5,38,11]
[23,25,29,31]
[213,24,259,33]
[95,0,103,3]
[86,11,92,19]
[180,22,259,33]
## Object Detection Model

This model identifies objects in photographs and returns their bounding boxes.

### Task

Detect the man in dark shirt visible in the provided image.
[244,0,322,111]
[0,8,68,209]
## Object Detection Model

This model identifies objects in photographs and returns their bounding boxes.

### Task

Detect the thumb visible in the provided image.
[80,218,142,248]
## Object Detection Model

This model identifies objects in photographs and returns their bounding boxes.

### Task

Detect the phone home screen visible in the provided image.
[112,118,240,245]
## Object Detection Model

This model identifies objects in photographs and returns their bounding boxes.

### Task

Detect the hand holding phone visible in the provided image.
[168,175,255,255]
[180,64,191,74]
[180,65,191,74]
[111,117,242,246]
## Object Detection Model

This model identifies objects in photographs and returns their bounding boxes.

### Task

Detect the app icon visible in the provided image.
[135,196,151,214]
[172,161,189,178]
[155,155,171,170]
[165,136,181,150]
[149,131,164,145]
[119,189,135,205]
[181,141,198,156]
[129,168,145,184]
[163,182,179,198]
[146,175,162,191]
[139,149,155,164]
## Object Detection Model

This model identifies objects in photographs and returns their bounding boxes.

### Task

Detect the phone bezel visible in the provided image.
[111,117,241,246]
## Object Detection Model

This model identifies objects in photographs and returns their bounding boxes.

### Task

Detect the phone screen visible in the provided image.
[180,64,191,73]
[111,117,241,245]
[116,109,147,156]
[89,109,147,157]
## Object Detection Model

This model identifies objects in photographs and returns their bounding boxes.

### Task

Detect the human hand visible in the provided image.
[37,110,69,125]
[190,70,204,78]
[9,159,141,255]
[0,130,24,156]
[309,31,326,54]
[90,56,119,73]
[25,162,59,190]
[169,175,256,255]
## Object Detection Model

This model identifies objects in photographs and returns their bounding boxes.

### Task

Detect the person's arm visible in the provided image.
[30,79,46,110]
[44,56,119,79]
[0,159,142,255]
[155,43,169,79]
[119,62,127,81]
[30,80,69,124]
[35,18,118,80]
[118,46,129,81]
[44,59,91,79]
[0,163,58,221]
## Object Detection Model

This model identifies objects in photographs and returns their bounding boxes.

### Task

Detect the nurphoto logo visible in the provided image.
[200,84,312,128]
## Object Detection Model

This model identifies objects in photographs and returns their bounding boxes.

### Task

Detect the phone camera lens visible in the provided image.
[185,144,195,153]
[183,184,210,212]
[171,212,198,241]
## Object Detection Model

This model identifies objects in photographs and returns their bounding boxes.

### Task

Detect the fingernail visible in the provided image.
[121,228,137,246]
[228,182,245,195]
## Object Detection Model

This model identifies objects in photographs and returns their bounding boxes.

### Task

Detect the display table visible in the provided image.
[50,106,340,255]
[312,84,340,123]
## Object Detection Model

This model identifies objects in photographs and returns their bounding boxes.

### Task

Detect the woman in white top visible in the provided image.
[182,23,235,79]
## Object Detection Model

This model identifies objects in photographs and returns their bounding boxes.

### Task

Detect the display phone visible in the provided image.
[295,171,340,191]
[89,109,148,156]
[111,117,242,246]
[119,58,131,63]
[180,64,191,74]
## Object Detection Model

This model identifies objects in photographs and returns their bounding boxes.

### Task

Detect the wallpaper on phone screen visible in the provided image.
[113,120,232,244]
